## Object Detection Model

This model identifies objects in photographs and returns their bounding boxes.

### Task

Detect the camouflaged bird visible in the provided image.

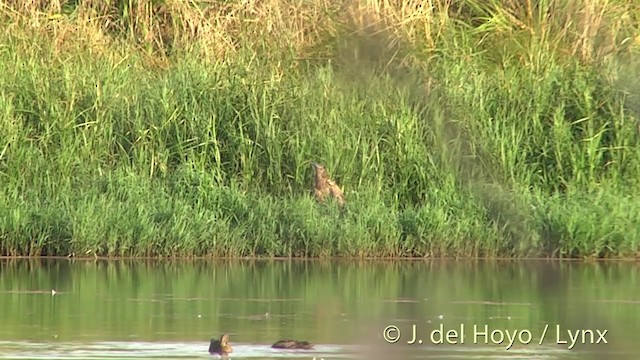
[209,334,233,357]
[271,339,315,350]
[311,162,345,207]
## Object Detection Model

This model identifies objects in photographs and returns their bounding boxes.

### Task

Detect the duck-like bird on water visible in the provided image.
[271,339,315,350]
[209,334,233,356]
[311,162,345,207]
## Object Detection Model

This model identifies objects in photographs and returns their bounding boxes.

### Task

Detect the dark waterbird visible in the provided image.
[271,339,315,350]
[209,334,233,356]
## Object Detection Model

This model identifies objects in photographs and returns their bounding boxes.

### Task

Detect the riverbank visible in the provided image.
[1,1,639,258]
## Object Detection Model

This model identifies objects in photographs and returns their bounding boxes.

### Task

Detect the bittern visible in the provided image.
[311,162,345,207]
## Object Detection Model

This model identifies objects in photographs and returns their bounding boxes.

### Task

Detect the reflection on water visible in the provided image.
[0,341,346,359]
[0,259,638,359]
[0,340,590,359]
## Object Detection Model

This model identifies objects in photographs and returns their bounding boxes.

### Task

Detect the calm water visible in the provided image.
[0,259,638,359]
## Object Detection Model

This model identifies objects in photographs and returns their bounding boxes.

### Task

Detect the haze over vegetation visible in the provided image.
[1,0,639,258]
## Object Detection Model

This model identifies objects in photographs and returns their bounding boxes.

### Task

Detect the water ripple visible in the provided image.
[0,341,586,359]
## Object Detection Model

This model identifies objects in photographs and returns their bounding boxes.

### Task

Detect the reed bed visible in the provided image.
[0,0,639,258]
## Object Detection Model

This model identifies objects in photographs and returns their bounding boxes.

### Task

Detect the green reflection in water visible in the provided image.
[0,259,637,358]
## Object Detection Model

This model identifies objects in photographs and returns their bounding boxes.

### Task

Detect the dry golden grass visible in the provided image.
[1,0,637,68]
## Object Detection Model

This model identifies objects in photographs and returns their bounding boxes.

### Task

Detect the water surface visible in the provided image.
[0,259,638,359]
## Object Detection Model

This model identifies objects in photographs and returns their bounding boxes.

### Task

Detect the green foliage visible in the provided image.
[0,0,639,258]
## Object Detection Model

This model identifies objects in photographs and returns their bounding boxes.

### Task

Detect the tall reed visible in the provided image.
[0,0,639,258]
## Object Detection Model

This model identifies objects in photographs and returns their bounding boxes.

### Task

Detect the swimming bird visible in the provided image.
[271,339,315,350]
[311,162,345,207]
[209,334,233,356]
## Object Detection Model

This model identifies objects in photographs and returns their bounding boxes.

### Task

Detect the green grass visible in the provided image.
[0,0,639,258]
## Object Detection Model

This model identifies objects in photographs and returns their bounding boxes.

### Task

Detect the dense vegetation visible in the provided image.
[1,0,639,258]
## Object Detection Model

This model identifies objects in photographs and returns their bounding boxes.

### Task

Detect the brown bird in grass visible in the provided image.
[209,334,233,356]
[271,339,315,350]
[311,162,345,207]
